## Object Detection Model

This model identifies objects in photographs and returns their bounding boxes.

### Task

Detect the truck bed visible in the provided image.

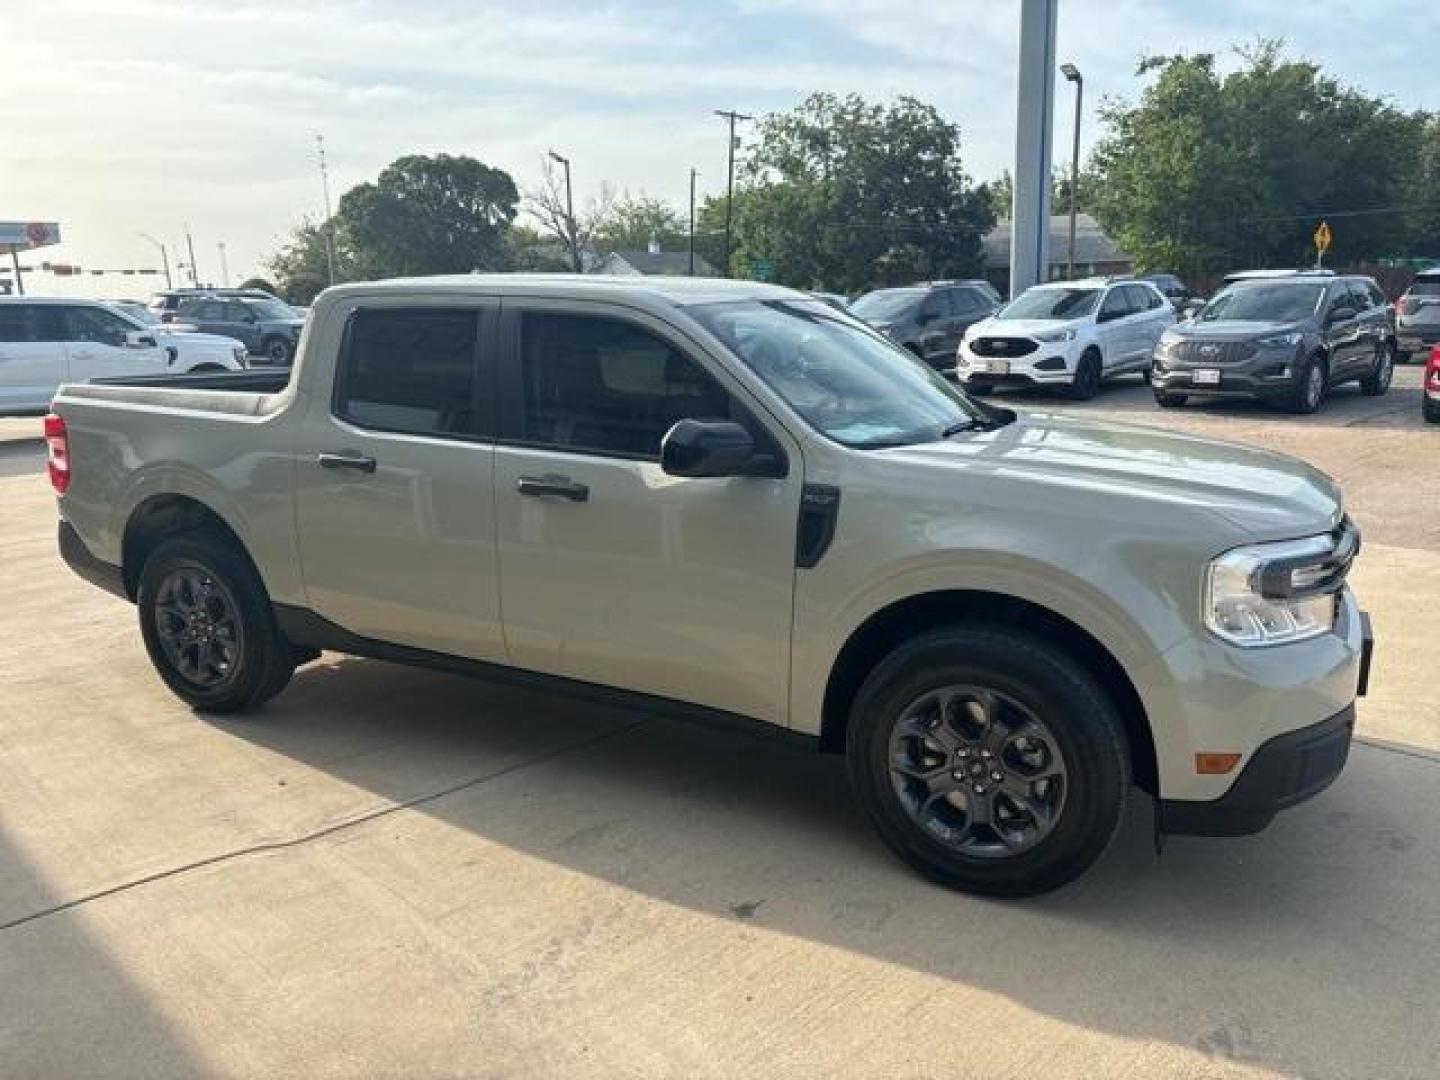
[60,368,291,418]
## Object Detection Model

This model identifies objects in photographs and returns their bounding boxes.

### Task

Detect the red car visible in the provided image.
[1425,345,1440,424]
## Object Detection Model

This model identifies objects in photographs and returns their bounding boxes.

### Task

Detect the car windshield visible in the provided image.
[690,299,998,449]
[1199,284,1325,322]
[998,287,1101,320]
[243,298,296,320]
[114,304,161,325]
[1410,278,1440,297]
[849,288,924,321]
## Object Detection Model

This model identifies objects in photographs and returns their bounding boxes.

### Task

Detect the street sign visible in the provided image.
[0,221,61,252]
[1314,221,1332,256]
[749,257,776,282]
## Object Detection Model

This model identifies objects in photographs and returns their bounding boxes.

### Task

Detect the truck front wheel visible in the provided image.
[137,530,296,713]
[846,625,1130,897]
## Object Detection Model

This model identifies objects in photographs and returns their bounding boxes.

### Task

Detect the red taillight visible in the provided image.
[43,413,70,494]
[1427,346,1440,389]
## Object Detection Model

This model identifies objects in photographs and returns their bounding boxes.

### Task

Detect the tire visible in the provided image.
[1396,350,1411,365]
[262,336,293,365]
[1285,353,1327,414]
[1139,366,1153,385]
[1068,349,1102,401]
[1425,396,1440,424]
[845,625,1130,898]
[966,382,994,396]
[137,529,296,713]
[188,363,226,373]
[1153,390,1187,408]
[1359,341,1394,396]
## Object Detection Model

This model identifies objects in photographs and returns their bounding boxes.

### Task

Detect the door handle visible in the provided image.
[516,475,589,502]
[317,452,377,474]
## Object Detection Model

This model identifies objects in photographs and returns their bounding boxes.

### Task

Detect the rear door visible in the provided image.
[1126,285,1171,360]
[1095,287,1137,367]
[59,304,168,384]
[294,302,506,661]
[0,304,65,412]
[491,301,802,725]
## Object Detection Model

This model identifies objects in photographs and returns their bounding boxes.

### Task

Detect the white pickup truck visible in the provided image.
[0,297,248,415]
[48,275,1372,896]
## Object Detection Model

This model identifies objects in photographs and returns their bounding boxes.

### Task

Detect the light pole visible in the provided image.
[548,150,577,271]
[1060,62,1083,281]
[139,233,173,289]
[316,133,336,286]
[715,109,751,277]
[217,241,230,287]
[184,225,200,286]
[688,167,697,276]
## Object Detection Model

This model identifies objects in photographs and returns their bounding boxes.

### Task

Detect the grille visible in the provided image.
[971,336,1039,358]
[1175,340,1258,365]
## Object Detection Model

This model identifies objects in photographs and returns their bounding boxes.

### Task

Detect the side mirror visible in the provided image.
[1179,299,1206,319]
[1327,306,1356,326]
[1096,308,1122,324]
[661,419,776,478]
[125,331,157,348]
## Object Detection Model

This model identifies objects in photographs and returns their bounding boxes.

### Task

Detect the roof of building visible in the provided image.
[983,214,1129,269]
[599,250,720,277]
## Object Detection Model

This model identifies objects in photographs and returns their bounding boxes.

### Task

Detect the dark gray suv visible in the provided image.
[849,280,1001,371]
[1151,274,1395,413]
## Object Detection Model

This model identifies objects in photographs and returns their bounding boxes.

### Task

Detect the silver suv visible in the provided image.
[1396,269,1440,362]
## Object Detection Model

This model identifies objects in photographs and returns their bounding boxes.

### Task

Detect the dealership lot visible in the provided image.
[2,370,1438,1078]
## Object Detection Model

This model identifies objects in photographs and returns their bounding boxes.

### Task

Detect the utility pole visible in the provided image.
[185,225,200,286]
[688,167,697,276]
[9,248,23,296]
[715,109,751,277]
[217,241,230,287]
[1060,63,1084,280]
[140,234,173,289]
[316,133,336,286]
[548,150,577,271]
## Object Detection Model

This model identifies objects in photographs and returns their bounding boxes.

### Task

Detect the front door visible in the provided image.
[0,304,65,412]
[492,303,802,725]
[59,304,169,384]
[1322,288,1366,381]
[294,302,506,662]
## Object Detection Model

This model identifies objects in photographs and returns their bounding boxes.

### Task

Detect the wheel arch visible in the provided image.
[818,589,1158,794]
[120,493,260,601]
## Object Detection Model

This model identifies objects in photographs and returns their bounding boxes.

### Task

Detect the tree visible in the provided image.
[589,193,688,254]
[726,93,993,292]
[982,167,1097,222]
[524,158,613,272]
[238,276,279,295]
[265,217,350,304]
[1090,41,1427,274]
[338,153,518,277]
[506,223,572,271]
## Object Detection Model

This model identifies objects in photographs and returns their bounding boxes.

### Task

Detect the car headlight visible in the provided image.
[1032,327,1077,343]
[1204,526,1356,647]
[1257,331,1303,348]
[233,345,248,366]
[1159,330,1183,347]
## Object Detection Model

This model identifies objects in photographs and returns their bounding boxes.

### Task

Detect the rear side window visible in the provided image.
[1122,285,1156,311]
[518,312,733,459]
[1099,288,1132,318]
[0,305,58,343]
[336,309,478,437]
[61,305,133,346]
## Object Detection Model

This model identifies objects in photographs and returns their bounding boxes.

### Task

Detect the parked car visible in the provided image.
[957,278,1174,399]
[849,281,1001,371]
[1425,345,1440,424]
[1151,274,1395,413]
[48,275,1371,897]
[175,295,306,365]
[149,287,283,324]
[109,299,198,333]
[0,297,247,416]
[1138,272,1195,311]
[1395,268,1440,363]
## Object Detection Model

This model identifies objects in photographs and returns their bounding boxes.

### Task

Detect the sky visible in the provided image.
[4,0,1437,297]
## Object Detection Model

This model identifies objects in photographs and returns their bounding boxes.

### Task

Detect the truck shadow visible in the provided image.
[217,656,1440,1079]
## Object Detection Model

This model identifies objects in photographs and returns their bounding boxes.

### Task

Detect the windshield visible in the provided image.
[690,299,996,449]
[1200,284,1324,323]
[243,298,297,320]
[112,304,161,325]
[849,288,923,322]
[998,287,1100,320]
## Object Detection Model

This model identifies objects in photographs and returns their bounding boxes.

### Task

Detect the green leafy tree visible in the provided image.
[1090,41,1426,274]
[727,93,993,291]
[590,193,688,254]
[339,153,519,277]
[265,217,353,305]
[238,276,279,295]
[506,223,572,271]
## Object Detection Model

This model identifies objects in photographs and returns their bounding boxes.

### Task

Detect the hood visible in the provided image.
[881,410,1341,541]
[156,330,246,349]
[970,317,1077,339]
[1173,320,1307,340]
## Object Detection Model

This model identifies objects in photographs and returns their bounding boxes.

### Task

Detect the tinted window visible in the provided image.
[1366,283,1386,308]
[0,305,57,343]
[1200,284,1325,322]
[225,301,252,321]
[949,288,983,316]
[62,305,133,346]
[999,287,1101,320]
[519,313,732,459]
[850,288,924,321]
[336,309,478,437]
[918,293,946,321]
[1347,282,1375,312]
[1411,276,1440,297]
[1099,288,1132,319]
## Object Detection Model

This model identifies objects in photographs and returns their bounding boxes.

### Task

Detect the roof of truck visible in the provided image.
[322,274,803,308]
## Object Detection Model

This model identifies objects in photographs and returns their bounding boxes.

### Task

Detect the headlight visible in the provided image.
[1032,327,1076,343]
[233,346,248,366]
[1257,331,1303,348]
[1204,527,1356,647]
[1159,330,1183,347]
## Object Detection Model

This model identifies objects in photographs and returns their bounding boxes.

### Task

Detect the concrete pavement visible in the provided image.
[2,381,1438,1078]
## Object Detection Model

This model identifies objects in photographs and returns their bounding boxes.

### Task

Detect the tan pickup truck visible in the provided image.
[48,275,1372,896]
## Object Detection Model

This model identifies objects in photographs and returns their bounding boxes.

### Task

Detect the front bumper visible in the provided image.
[1151,350,1301,399]
[957,341,1076,387]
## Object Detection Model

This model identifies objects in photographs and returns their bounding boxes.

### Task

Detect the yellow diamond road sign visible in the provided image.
[1314,221,1332,255]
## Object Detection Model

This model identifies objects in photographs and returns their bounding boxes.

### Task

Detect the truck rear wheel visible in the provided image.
[846,625,1130,897]
[137,530,296,713]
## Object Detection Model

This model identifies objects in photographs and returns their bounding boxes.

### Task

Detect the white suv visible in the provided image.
[957,279,1174,399]
[0,297,248,415]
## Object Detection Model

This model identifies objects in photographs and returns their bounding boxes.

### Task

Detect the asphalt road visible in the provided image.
[1,370,1437,1079]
